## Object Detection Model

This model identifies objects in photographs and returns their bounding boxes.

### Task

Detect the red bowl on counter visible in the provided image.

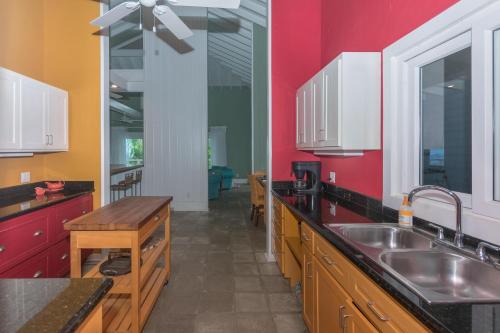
[35,187,47,196]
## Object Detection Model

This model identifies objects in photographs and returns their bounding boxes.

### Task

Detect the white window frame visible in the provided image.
[384,0,500,245]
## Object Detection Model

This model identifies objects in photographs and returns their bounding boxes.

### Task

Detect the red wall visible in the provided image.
[271,0,458,198]
[271,0,322,180]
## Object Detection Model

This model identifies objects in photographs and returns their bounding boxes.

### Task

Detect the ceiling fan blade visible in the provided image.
[168,0,240,9]
[90,1,141,28]
[153,5,194,40]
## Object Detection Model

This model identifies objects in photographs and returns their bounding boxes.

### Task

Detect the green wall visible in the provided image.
[252,24,268,172]
[208,86,252,178]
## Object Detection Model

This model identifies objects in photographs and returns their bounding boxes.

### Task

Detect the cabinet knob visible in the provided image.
[61,253,69,261]
[33,271,43,278]
[82,210,87,214]
[33,230,43,237]
[0,245,5,253]
[62,218,69,224]
[154,215,160,221]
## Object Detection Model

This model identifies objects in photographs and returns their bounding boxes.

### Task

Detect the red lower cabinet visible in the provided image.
[49,238,71,277]
[0,250,50,278]
[0,193,92,278]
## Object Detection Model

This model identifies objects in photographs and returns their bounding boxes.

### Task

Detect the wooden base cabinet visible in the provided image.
[313,257,377,333]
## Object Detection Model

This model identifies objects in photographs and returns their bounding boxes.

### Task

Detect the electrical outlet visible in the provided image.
[20,172,30,184]
[329,171,336,183]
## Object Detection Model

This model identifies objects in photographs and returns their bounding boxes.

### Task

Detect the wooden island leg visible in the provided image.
[131,232,141,333]
[70,233,82,278]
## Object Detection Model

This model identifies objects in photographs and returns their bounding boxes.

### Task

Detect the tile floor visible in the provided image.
[142,188,307,333]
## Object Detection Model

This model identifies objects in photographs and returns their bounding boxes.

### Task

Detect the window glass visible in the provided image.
[420,47,472,194]
[494,30,500,201]
[126,138,144,164]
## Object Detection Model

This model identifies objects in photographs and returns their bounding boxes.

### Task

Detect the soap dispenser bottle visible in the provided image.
[398,195,413,227]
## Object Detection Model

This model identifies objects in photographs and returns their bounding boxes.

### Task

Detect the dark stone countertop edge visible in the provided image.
[110,164,144,175]
[271,188,453,333]
[60,278,113,333]
[0,181,94,222]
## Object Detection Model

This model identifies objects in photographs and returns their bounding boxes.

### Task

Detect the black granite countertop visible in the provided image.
[0,181,94,222]
[0,278,112,333]
[272,182,500,333]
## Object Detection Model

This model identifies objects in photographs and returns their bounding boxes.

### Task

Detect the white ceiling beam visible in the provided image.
[221,7,266,27]
[208,15,253,39]
[208,9,254,31]
[111,49,144,57]
[110,21,140,37]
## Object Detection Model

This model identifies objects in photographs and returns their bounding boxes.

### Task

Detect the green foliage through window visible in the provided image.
[126,138,144,164]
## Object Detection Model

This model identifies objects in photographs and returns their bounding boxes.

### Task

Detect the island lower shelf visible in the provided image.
[84,239,169,294]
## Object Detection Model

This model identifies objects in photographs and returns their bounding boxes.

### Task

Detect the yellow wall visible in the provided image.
[0,0,102,208]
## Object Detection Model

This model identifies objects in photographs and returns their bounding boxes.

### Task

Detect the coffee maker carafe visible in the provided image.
[292,161,321,193]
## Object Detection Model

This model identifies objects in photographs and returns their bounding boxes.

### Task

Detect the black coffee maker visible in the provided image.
[292,161,321,193]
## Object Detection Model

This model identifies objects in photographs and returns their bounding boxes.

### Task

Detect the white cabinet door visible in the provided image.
[322,58,341,147]
[20,78,48,150]
[296,87,305,147]
[303,82,314,148]
[312,72,324,145]
[0,69,20,150]
[46,88,68,150]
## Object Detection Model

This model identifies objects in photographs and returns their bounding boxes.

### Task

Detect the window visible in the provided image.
[126,138,143,164]
[383,0,500,243]
[420,47,472,194]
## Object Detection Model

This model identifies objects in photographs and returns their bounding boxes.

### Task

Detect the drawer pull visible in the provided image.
[82,210,87,214]
[367,301,390,321]
[301,232,310,241]
[61,253,69,260]
[62,218,69,224]
[306,261,313,278]
[339,305,345,328]
[317,247,335,265]
[33,230,43,237]
[0,245,5,253]
[33,271,43,278]
[342,314,351,333]
[154,215,160,221]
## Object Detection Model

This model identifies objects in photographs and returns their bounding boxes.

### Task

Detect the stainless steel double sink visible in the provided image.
[326,224,500,304]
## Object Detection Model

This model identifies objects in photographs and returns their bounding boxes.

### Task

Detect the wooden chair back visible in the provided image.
[248,171,266,207]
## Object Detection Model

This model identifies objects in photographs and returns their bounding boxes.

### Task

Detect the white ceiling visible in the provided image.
[108,0,267,86]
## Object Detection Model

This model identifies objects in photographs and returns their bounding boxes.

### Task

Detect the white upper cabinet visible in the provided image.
[0,68,68,153]
[296,52,381,155]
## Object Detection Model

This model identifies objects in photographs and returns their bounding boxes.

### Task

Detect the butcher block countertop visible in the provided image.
[64,196,172,231]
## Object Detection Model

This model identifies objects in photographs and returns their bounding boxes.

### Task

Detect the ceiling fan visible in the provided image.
[91,0,240,40]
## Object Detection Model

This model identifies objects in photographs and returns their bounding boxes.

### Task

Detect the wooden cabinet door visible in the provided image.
[314,256,348,333]
[20,77,48,150]
[322,58,341,147]
[302,246,314,332]
[46,87,68,150]
[0,69,20,151]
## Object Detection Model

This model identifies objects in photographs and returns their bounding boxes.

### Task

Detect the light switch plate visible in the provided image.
[329,171,336,183]
[20,171,30,184]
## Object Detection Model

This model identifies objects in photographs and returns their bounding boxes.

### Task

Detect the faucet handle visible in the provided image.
[427,223,445,241]
[476,242,500,262]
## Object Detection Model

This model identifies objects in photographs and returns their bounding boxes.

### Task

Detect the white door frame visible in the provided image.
[100,2,110,206]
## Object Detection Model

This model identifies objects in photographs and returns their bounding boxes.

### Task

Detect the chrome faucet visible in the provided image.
[408,185,464,248]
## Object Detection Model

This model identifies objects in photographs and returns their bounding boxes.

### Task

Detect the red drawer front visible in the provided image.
[0,250,49,278]
[49,238,70,277]
[0,212,50,273]
[52,195,92,242]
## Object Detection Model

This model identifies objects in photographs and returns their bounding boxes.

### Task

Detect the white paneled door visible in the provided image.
[20,78,48,150]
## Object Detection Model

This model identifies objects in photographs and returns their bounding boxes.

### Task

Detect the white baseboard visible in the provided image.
[172,201,209,212]
[233,178,248,185]
[265,252,276,262]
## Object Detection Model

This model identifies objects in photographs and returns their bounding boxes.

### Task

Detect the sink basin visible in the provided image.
[380,250,500,302]
[333,225,434,250]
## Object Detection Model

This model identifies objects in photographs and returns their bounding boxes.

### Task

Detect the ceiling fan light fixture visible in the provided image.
[140,0,157,7]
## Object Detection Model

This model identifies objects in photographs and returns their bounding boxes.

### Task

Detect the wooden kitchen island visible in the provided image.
[64,196,172,333]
